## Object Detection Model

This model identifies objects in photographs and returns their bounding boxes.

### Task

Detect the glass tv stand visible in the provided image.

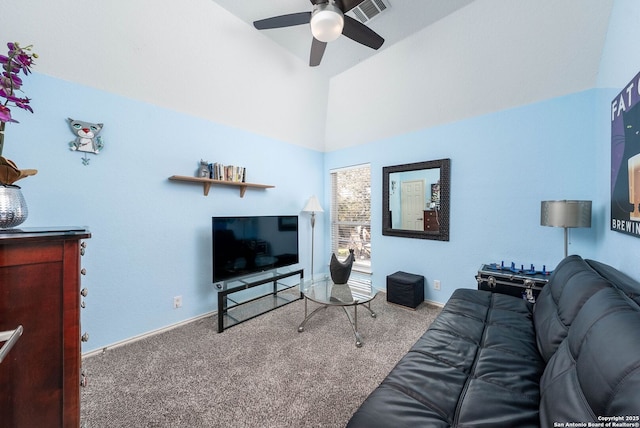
[216,268,304,332]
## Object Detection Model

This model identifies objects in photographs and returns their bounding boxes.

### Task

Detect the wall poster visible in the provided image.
[611,69,640,237]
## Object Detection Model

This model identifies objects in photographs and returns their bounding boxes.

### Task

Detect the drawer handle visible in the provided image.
[0,325,24,364]
[81,288,88,297]
[81,268,87,275]
[81,332,90,342]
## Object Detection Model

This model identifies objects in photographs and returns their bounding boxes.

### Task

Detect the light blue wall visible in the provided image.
[593,0,640,277]
[323,0,640,304]
[6,74,324,352]
[5,0,639,352]
[325,91,599,303]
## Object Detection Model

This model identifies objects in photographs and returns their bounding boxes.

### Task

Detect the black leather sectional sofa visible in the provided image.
[347,255,640,427]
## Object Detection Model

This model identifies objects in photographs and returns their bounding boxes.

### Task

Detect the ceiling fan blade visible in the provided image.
[253,12,311,30]
[310,37,327,67]
[339,0,365,13]
[310,0,362,13]
[342,15,384,50]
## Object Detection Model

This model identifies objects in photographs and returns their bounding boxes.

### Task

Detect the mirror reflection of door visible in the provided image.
[401,180,425,230]
[383,159,450,241]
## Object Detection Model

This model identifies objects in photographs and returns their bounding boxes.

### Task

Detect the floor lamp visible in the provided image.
[540,200,592,258]
[302,195,324,280]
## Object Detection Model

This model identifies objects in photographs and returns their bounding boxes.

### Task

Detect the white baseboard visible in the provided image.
[424,298,445,308]
[82,294,444,359]
[82,310,216,359]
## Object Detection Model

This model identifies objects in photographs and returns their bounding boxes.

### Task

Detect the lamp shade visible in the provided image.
[302,195,324,213]
[540,200,592,228]
[310,4,344,42]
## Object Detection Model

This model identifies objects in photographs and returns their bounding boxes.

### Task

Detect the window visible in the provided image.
[330,164,371,283]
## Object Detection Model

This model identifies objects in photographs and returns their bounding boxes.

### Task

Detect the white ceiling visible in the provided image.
[211,0,476,77]
[0,0,616,152]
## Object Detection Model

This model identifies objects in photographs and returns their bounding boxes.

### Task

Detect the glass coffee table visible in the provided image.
[297,275,378,347]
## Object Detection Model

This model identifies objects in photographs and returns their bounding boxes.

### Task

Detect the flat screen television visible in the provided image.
[212,215,299,282]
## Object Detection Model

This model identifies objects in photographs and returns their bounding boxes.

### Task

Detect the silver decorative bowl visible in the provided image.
[0,184,28,229]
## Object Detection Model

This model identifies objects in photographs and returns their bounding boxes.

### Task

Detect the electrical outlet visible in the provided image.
[433,280,441,290]
[173,295,182,309]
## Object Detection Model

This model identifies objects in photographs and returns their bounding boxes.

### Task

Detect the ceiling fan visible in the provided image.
[253,0,385,67]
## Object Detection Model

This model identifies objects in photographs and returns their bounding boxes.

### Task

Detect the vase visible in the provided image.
[330,248,355,284]
[0,184,28,228]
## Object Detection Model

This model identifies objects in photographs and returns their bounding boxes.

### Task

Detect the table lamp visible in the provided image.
[540,200,592,258]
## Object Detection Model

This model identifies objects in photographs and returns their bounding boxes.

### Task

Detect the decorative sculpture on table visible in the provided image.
[68,118,104,165]
[330,248,355,284]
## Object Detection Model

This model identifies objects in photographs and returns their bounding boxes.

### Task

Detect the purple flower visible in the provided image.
[14,98,33,113]
[0,105,17,123]
[0,41,37,125]
[0,42,38,176]
[1,73,21,91]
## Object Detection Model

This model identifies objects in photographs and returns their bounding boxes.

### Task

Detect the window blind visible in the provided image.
[330,164,371,276]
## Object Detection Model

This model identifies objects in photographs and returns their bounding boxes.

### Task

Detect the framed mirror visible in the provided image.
[382,159,450,241]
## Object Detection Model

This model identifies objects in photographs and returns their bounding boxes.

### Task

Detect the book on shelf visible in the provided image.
[208,162,246,183]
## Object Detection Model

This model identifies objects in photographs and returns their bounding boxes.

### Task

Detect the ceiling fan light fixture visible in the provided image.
[310,3,344,43]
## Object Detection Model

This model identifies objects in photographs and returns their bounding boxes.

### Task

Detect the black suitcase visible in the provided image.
[475,263,549,303]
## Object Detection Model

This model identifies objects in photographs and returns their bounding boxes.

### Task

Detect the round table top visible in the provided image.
[300,275,377,306]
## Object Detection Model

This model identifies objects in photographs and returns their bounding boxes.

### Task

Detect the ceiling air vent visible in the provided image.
[348,0,389,24]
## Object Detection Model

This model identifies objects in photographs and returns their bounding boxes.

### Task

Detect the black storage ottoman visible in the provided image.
[386,271,425,309]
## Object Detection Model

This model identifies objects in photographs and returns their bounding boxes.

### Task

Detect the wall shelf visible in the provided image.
[168,175,274,197]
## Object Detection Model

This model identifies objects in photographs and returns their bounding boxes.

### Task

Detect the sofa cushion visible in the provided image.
[587,258,640,305]
[533,255,610,362]
[539,287,640,425]
[347,289,545,428]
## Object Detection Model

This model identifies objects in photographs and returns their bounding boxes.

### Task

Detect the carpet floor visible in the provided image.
[80,293,441,428]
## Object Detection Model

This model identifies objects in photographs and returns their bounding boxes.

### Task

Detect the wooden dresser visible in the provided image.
[423,210,439,232]
[0,227,90,428]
